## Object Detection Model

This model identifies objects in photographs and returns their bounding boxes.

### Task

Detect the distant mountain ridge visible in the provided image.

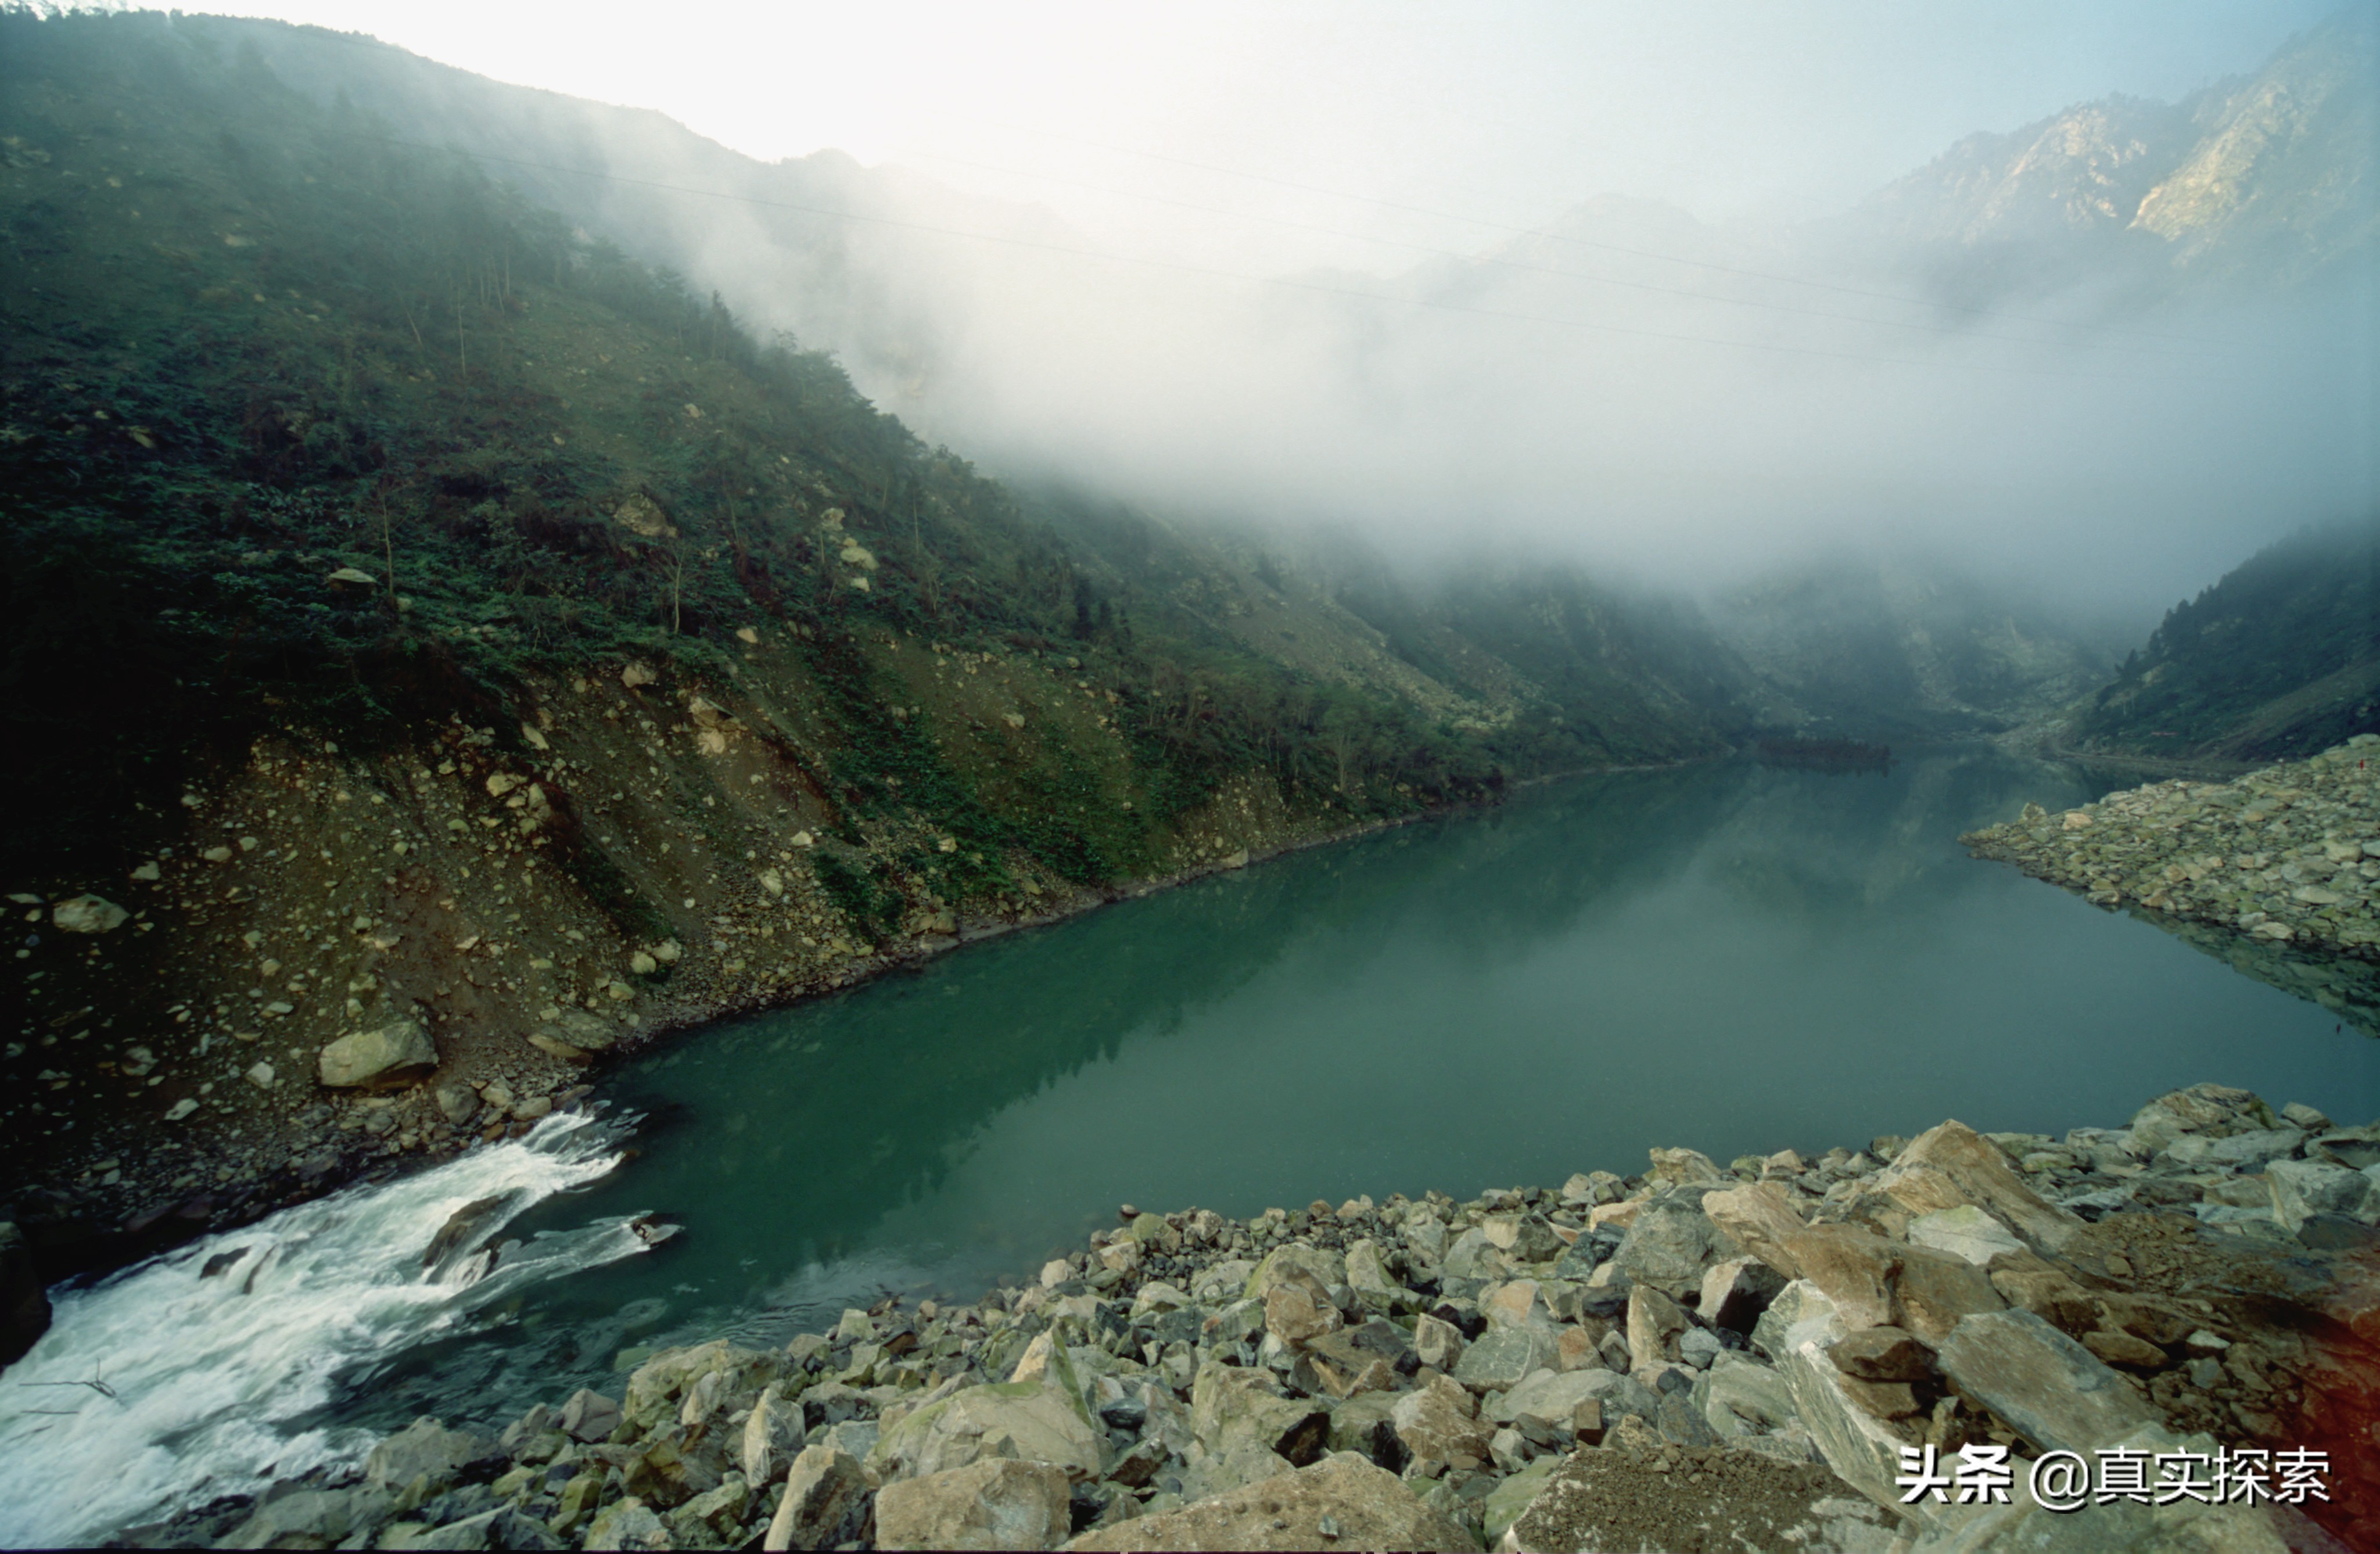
[1849,9,2375,294]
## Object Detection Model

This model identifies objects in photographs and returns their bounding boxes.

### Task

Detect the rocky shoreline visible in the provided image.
[128,1082,2380,1552]
[1963,735,2380,959]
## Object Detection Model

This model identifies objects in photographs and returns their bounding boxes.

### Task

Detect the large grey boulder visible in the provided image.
[1449,1324,1559,1392]
[220,1488,394,1550]
[871,1338,1104,1483]
[763,1444,873,1551]
[875,1458,1069,1551]
[51,894,128,934]
[741,1383,807,1487]
[364,1416,489,1494]
[1389,1372,1492,1467]
[1933,1309,2155,1455]
[2267,1159,2379,1231]
[318,1019,437,1089]
[1065,1451,1476,1552]
[1189,1359,1330,1467]
[1610,1187,1744,1298]
[1694,1350,1801,1435]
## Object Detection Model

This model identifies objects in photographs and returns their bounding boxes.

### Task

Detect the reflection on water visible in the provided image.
[2119,907,2380,1037]
[315,744,2380,1438]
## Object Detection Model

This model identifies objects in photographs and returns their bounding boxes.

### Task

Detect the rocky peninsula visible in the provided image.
[1963,735,2380,957]
[128,1083,2380,1552]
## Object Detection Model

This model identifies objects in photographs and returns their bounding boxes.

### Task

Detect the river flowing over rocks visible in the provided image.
[120,1083,2380,1552]
[1962,735,2380,959]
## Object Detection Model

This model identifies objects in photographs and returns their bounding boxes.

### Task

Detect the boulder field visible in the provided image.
[138,1083,2380,1552]
[1963,735,2380,957]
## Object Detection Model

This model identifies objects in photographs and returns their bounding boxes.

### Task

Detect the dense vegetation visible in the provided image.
[0,10,1757,893]
[2075,522,2380,760]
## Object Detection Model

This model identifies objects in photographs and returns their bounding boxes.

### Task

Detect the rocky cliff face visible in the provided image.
[1849,10,2375,294]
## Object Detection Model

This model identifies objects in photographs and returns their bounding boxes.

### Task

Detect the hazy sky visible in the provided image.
[205,0,2342,272]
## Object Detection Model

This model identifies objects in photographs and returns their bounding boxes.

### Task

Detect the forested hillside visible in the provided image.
[2073,522,2380,760]
[0,10,1788,1235]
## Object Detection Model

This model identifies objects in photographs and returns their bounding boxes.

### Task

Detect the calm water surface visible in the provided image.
[324,744,2380,1433]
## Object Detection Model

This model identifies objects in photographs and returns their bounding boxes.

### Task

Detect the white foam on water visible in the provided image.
[0,1109,652,1547]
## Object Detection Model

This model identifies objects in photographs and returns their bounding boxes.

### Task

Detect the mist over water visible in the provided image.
[222,5,2380,622]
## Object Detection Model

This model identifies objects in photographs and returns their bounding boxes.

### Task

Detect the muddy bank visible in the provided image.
[119,1082,2380,1552]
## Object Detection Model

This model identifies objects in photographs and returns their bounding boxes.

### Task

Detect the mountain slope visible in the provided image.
[2071,522,2380,760]
[1847,9,2375,299]
[0,10,1765,1248]
[1711,555,2113,740]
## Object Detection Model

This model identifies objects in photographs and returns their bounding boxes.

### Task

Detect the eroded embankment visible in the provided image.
[1962,734,2380,957]
[0,633,1410,1308]
[102,1082,2380,1553]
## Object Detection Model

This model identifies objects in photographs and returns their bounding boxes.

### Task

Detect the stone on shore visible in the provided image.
[763,1444,872,1550]
[317,1018,437,1089]
[1933,1309,2156,1454]
[51,893,129,934]
[364,1416,488,1495]
[1065,1452,1474,1552]
[875,1458,1068,1551]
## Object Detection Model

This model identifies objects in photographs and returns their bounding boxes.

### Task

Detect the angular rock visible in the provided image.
[318,1018,437,1089]
[1625,1284,1690,1369]
[1934,1308,2156,1454]
[1865,1120,2078,1255]
[1449,1323,1558,1393]
[1389,1372,1492,1467]
[1888,1243,2006,1344]
[1647,1146,1725,1186]
[872,1338,1104,1483]
[1480,1212,1563,1261]
[2268,1158,2378,1231]
[763,1444,873,1551]
[1700,1182,1808,1280]
[583,1495,667,1551]
[1826,1326,1936,1383]
[742,1383,806,1487]
[51,894,128,934]
[1610,1187,1743,1298]
[221,1488,393,1551]
[557,1388,622,1444]
[1412,1312,1465,1372]
[1065,1451,1474,1552]
[1263,1271,1343,1346]
[1190,1361,1330,1467]
[1695,1350,1800,1434]
[364,1416,488,1494]
[1780,1224,1897,1331]
[1243,1244,1347,1302]
[1487,1367,1622,1428]
[1905,1205,2023,1266]
[875,1457,1068,1551]
[1782,1339,1941,1531]
[1700,1256,1787,1333]
[1344,1239,1400,1309]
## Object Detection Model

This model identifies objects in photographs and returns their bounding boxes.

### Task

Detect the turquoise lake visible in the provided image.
[317,743,2380,1433]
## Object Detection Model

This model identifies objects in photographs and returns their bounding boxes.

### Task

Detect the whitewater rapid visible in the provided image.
[0,1109,653,1547]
